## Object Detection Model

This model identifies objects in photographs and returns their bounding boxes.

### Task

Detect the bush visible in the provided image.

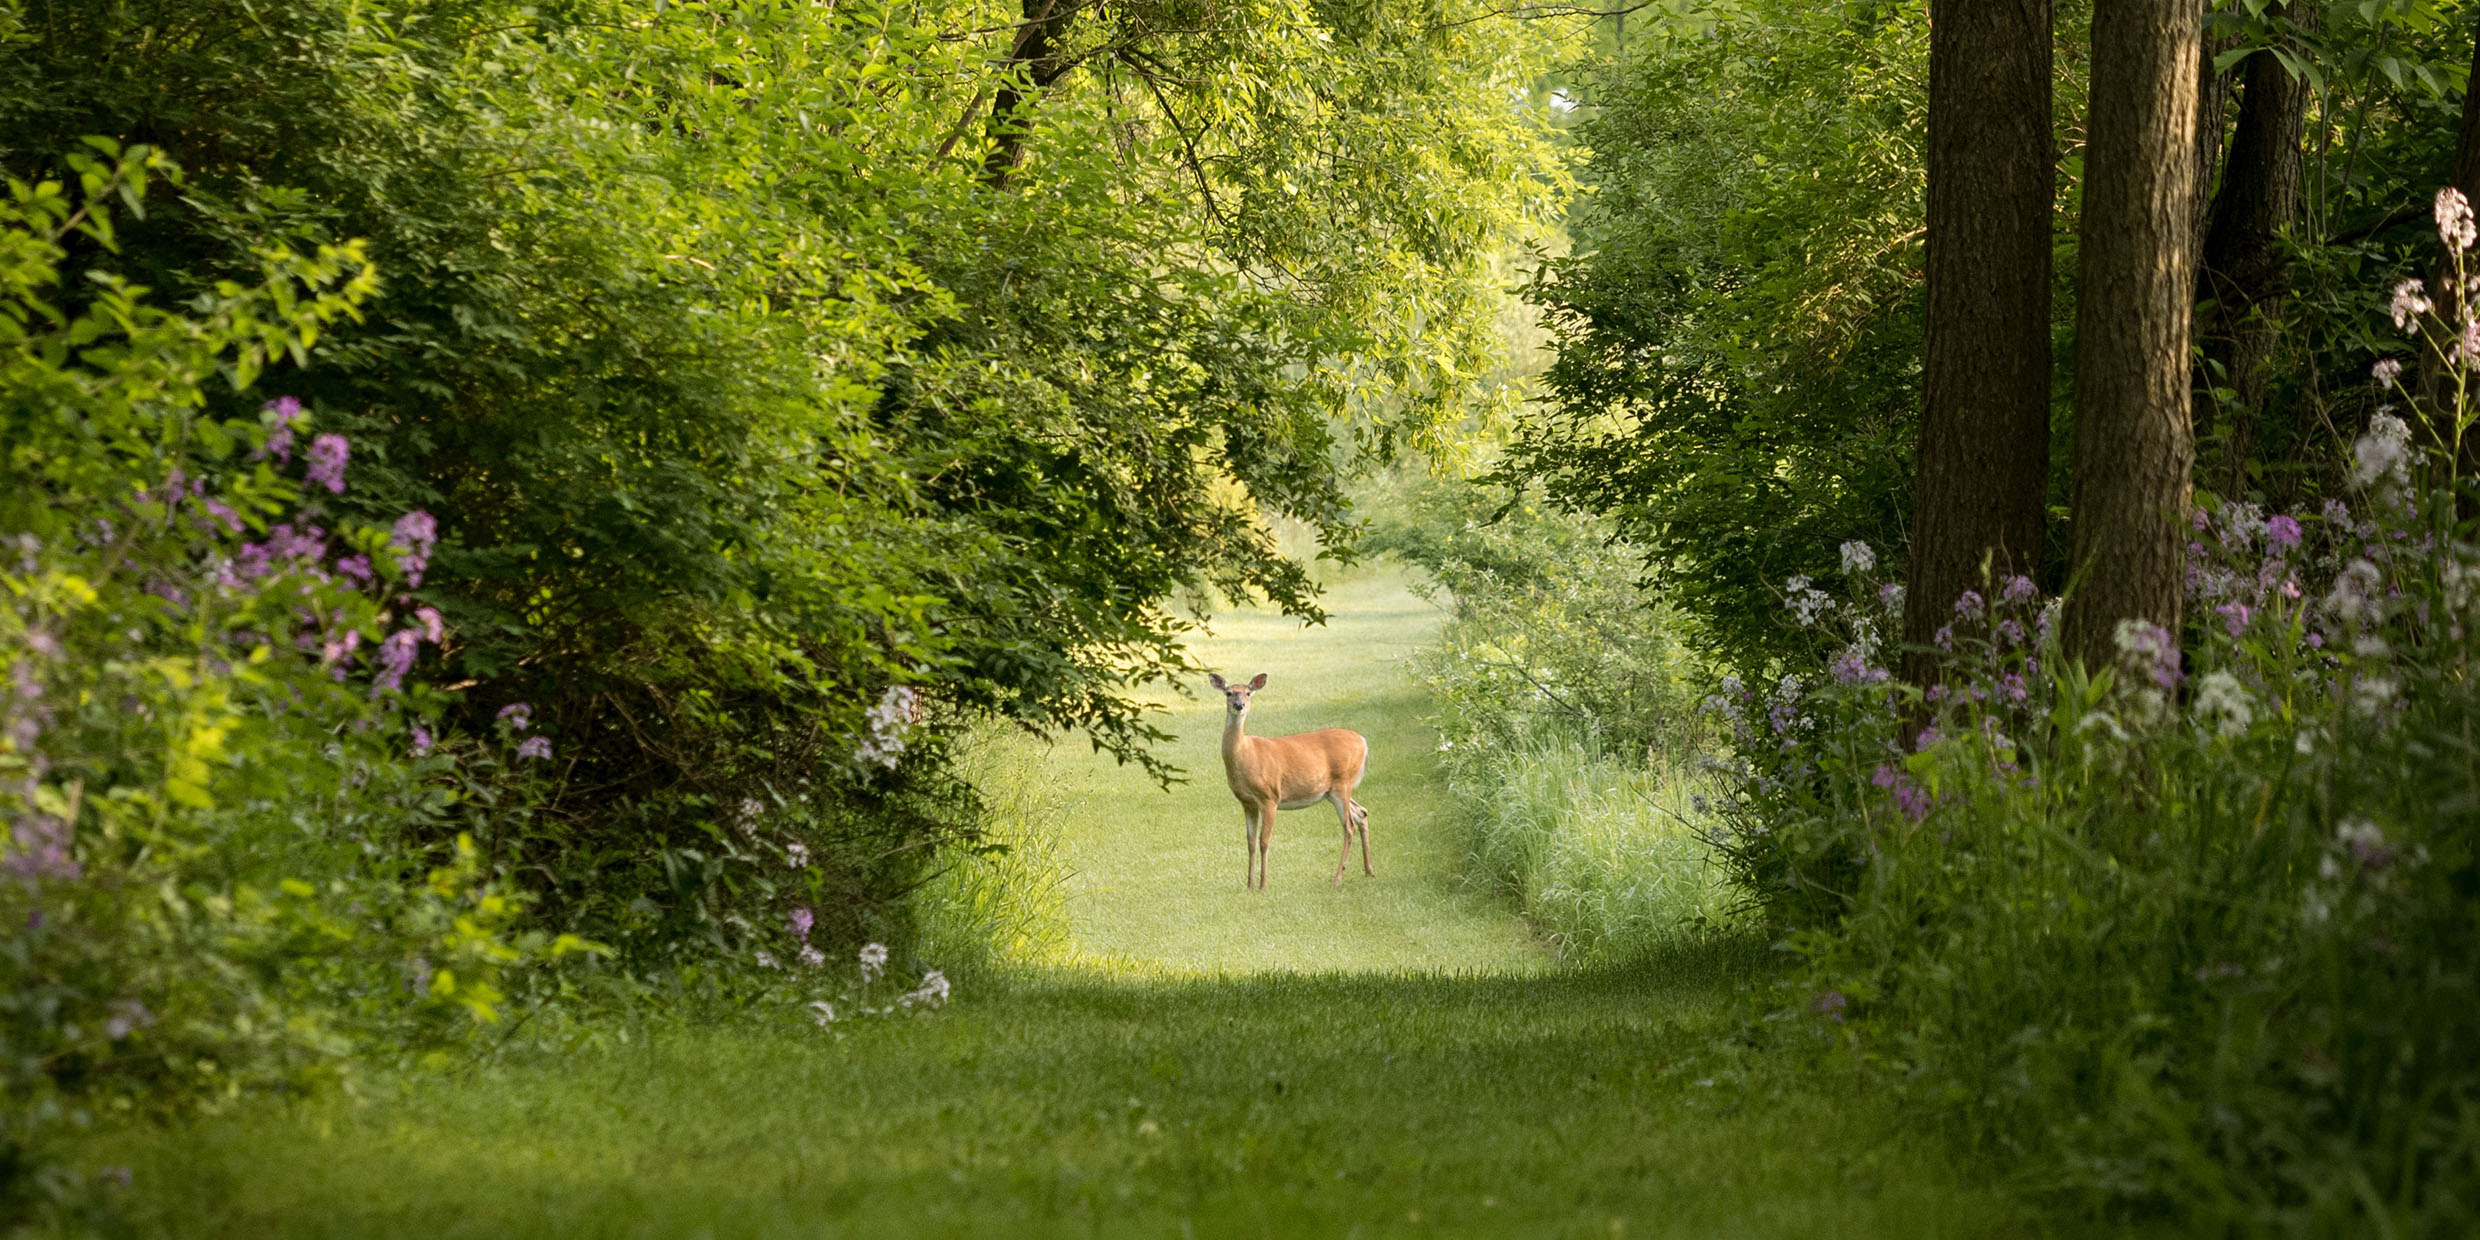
[1700,213,2480,1229]
[0,150,588,1189]
[1374,471,1726,958]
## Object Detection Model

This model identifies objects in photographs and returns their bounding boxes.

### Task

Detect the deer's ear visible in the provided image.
[1208,673,1228,690]
[1248,673,1268,690]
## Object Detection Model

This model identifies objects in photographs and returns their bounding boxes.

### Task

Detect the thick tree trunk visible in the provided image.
[982,0,1078,188]
[2064,0,2203,669]
[1900,0,2054,691]
[2195,7,2312,498]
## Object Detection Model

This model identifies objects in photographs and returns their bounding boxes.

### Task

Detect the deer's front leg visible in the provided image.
[1242,805,1259,890]
[1256,797,1280,890]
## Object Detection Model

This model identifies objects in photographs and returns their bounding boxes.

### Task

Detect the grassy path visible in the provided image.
[1039,571,1541,973]
[44,570,2038,1237]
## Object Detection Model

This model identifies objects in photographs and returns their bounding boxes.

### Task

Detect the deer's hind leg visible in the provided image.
[1352,801,1373,876]
[1330,795,1356,887]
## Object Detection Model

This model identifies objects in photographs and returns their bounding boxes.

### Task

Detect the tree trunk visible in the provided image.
[982,0,1078,188]
[2195,6,2313,498]
[1900,0,2054,691]
[2064,0,2203,670]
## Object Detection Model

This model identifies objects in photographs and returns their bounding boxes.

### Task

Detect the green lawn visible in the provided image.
[33,569,2040,1237]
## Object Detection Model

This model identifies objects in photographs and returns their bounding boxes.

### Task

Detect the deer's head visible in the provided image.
[1207,672,1267,716]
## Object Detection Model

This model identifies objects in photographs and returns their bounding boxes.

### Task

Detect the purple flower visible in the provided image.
[2,814,81,886]
[305,433,350,494]
[414,606,444,643]
[2216,601,2253,638]
[1995,618,2024,646]
[789,907,814,941]
[1811,990,1848,1022]
[262,396,303,461]
[1871,764,1931,822]
[391,511,438,586]
[374,629,421,692]
[201,498,243,534]
[407,955,433,994]
[497,702,533,731]
[1877,582,1906,614]
[2265,514,2302,553]
[1933,625,1954,652]
[337,555,373,585]
[2001,575,2038,606]
[515,735,552,761]
[411,725,434,756]
[1953,590,1985,621]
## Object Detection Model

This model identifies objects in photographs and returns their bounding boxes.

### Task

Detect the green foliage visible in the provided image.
[1505,0,1933,670]
[1371,470,1726,958]
[0,153,588,1185]
[0,0,1565,967]
[1701,382,2480,1223]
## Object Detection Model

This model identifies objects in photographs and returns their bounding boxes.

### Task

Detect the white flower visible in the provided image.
[2371,357,2404,386]
[1784,575,1832,626]
[2351,674,2400,716]
[2349,412,2413,489]
[1839,540,1876,574]
[898,970,952,1009]
[2322,559,2384,629]
[809,1000,837,1026]
[755,951,779,969]
[854,685,921,769]
[2192,670,2254,738]
[797,945,825,968]
[2439,186,2476,253]
[859,941,889,983]
[2391,279,2433,331]
[785,841,810,869]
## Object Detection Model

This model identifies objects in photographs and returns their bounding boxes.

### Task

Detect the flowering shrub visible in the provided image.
[0,149,590,1178]
[1698,192,2480,1226]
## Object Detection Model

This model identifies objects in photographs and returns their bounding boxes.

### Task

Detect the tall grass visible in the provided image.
[913,735,1076,974]
[1451,728,1732,960]
[1371,469,1732,960]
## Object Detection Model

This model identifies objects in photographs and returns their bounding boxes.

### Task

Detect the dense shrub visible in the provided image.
[0,151,589,1187]
[1700,213,2480,1230]
[0,0,1561,966]
[1373,472,1726,958]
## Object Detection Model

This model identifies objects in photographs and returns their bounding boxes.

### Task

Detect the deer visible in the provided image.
[1208,672,1372,891]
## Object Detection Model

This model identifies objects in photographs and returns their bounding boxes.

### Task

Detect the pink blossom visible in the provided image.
[411,725,434,756]
[497,702,533,731]
[2265,514,2302,552]
[414,606,444,643]
[2392,279,2433,331]
[515,735,551,760]
[789,907,814,940]
[2439,186,2476,253]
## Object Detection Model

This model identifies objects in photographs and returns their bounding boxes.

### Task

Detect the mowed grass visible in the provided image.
[53,954,2031,1238]
[33,566,2043,1237]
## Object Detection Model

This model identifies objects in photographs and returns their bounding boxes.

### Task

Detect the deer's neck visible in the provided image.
[1221,708,1249,766]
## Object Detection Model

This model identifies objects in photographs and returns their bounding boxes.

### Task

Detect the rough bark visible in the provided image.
[982,0,1079,188]
[1900,0,2054,692]
[2063,0,2203,669]
[2195,7,2312,498]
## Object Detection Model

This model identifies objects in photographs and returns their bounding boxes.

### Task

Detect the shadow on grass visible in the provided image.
[40,931,2051,1239]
